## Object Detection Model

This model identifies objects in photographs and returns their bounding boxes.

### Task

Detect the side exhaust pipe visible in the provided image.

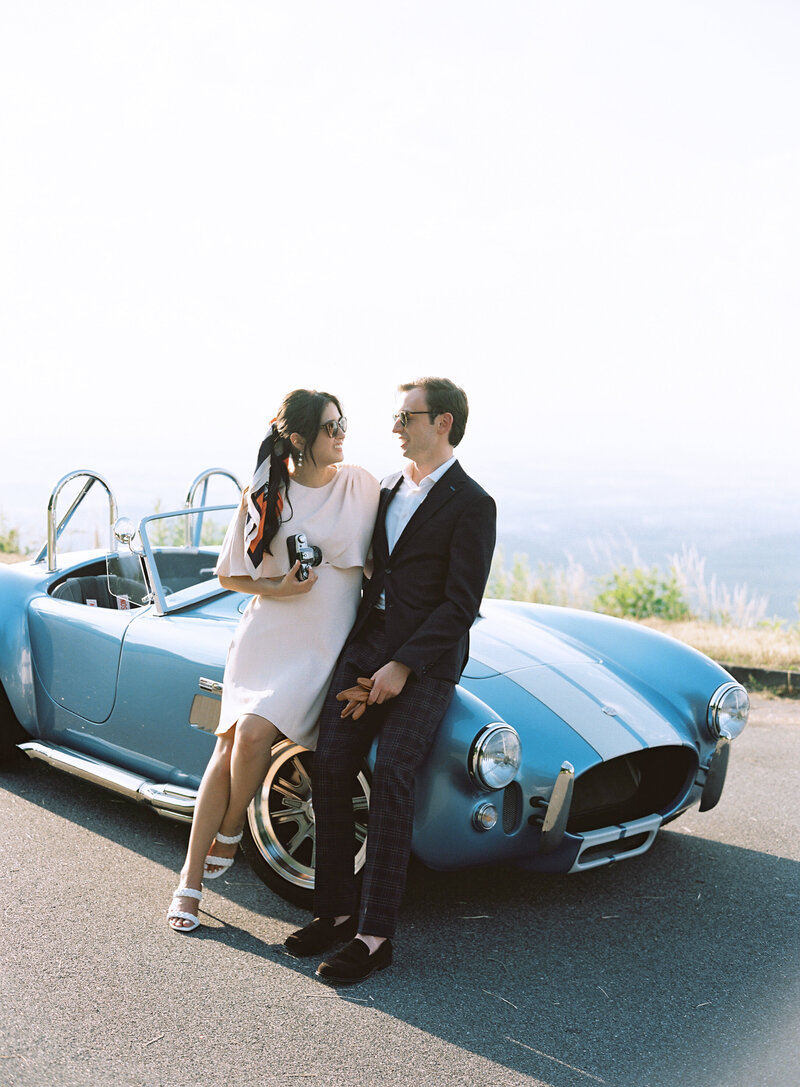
[19,741,197,823]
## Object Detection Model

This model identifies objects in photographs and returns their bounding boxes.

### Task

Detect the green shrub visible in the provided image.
[487,547,694,621]
[594,564,692,621]
[0,513,22,554]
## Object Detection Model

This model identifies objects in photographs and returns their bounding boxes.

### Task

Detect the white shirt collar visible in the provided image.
[401,455,456,492]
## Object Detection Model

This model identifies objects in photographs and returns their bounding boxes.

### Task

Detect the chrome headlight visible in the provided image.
[707,682,749,740]
[469,724,522,790]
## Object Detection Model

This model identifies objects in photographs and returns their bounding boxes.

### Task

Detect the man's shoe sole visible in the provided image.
[284,917,357,958]
[315,939,393,984]
[315,959,391,985]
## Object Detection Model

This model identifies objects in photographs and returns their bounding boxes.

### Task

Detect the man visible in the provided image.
[285,377,496,982]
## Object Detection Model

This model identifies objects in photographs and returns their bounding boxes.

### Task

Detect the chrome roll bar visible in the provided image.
[35,470,118,572]
[183,468,243,547]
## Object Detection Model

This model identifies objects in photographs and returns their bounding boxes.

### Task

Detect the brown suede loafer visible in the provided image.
[316,937,393,984]
[284,916,358,957]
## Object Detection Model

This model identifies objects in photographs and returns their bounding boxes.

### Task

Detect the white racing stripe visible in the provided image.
[470,612,602,675]
[506,663,686,760]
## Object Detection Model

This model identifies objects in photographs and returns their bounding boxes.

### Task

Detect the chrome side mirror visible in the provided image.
[114,517,141,552]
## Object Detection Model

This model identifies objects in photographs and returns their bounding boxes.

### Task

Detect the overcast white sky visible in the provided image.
[1,1,797,537]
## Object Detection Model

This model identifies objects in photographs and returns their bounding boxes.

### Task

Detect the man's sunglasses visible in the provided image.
[392,410,431,428]
[320,416,348,439]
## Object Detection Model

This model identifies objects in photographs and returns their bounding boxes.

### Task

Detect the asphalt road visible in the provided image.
[1,695,798,1087]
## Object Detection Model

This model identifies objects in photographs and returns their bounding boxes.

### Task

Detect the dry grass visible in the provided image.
[642,618,800,673]
[0,553,28,564]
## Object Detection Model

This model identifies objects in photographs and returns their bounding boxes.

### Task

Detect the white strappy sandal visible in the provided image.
[167,887,202,933]
[203,830,244,879]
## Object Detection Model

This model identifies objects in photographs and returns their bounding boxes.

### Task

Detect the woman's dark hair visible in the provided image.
[254,388,343,556]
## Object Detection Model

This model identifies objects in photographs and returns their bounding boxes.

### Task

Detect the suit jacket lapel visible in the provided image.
[390,461,465,556]
[374,473,403,560]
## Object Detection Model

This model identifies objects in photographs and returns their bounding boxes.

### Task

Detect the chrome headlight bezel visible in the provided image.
[469,723,522,791]
[707,682,749,740]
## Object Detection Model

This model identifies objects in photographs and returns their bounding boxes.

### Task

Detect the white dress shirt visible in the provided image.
[375,456,456,610]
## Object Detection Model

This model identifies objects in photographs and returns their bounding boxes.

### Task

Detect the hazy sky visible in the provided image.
[1,1,797,536]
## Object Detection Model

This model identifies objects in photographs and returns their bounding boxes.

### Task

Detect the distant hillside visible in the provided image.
[488,475,800,622]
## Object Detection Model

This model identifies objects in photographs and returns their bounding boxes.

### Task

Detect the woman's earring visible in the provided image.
[296,448,304,468]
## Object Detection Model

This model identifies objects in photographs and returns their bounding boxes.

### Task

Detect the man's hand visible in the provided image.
[368,661,412,704]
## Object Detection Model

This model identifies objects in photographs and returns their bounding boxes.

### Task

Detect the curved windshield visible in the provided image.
[138,504,236,612]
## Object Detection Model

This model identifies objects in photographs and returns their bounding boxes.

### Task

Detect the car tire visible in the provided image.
[241,738,370,909]
[0,684,29,768]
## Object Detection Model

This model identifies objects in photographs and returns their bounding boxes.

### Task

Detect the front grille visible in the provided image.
[568,746,697,834]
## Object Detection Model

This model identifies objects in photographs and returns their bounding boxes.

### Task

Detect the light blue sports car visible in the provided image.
[0,469,750,907]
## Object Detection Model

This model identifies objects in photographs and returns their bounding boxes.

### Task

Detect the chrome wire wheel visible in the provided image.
[243,739,370,907]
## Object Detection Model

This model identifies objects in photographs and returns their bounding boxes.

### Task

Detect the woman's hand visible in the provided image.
[261,561,317,598]
[218,564,317,599]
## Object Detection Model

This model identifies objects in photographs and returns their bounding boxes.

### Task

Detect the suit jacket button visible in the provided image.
[385,568,391,575]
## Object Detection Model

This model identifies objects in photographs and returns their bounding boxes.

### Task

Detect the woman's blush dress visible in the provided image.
[213,464,379,749]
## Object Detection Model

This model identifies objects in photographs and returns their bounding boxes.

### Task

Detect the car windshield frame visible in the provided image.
[138,503,238,615]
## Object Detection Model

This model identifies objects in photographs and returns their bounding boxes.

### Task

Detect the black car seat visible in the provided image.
[52,576,115,608]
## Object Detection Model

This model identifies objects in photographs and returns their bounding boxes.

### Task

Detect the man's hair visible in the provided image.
[398,377,469,447]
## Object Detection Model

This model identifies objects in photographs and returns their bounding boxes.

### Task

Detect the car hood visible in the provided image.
[179,591,249,621]
[514,663,688,759]
[467,604,603,676]
[466,603,693,760]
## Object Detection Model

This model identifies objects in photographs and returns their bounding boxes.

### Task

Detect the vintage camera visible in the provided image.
[287,533,323,581]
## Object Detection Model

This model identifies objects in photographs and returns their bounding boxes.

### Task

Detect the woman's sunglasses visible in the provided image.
[320,416,348,439]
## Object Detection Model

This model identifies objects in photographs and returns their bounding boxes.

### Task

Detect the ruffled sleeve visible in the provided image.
[215,465,379,580]
[319,465,380,569]
[214,492,252,578]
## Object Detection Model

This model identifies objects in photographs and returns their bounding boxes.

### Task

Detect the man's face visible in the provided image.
[392,387,437,464]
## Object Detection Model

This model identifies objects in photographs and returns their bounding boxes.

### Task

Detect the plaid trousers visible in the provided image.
[312,612,454,938]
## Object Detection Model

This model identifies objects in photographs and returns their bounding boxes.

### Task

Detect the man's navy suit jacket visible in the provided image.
[347,460,496,684]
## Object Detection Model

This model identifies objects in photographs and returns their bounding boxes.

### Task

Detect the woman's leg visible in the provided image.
[169,727,236,929]
[169,714,278,927]
[204,713,279,872]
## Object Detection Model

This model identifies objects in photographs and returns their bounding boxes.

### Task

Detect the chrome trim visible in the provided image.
[707,681,748,740]
[468,723,521,791]
[699,731,731,811]
[137,782,198,822]
[35,470,118,572]
[538,761,575,854]
[472,803,498,831]
[19,741,197,824]
[246,739,370,891]
[184,468,243,547]
[199,677,224,696]
[113,517,138,547]
[569,813,662,872]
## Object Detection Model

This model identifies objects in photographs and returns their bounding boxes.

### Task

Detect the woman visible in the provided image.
[167,389,379,932]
